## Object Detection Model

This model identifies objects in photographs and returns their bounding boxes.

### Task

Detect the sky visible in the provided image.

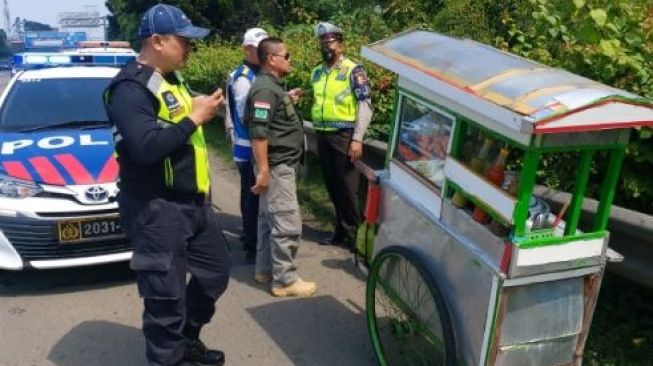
[7,0,109,28]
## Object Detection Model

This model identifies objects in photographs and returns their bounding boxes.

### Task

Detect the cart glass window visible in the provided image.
[444,121,526,238]
[395,95,453,189]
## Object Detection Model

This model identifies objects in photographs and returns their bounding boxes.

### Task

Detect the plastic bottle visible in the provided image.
[472,147,509,224]
[489,170,518,237]
[470,137,494,174]
[452,136,493,208]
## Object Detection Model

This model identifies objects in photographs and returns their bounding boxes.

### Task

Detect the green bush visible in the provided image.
[182,0,653,215]
[183,42,243,94]
[498,0,653,214]
[184,18,397,139]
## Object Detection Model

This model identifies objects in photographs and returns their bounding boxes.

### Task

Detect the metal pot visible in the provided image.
[526,196,552,231]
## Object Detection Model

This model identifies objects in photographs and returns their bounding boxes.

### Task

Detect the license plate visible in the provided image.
[58,216,124,244]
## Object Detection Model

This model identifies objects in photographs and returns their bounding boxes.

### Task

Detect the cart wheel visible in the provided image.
[366,246,456,366]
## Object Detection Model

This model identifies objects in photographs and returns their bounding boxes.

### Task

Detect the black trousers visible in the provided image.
[316,129,361,244]
[119,192,232,366]
[236,160,259,250]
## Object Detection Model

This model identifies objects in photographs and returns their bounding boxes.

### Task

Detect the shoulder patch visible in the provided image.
[254,101,271,109]
[311,68,323,82]
[253,100,271,120]
[162,91,180,110]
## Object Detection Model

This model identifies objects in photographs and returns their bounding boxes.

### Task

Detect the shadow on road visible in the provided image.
[321,258,368,282]
[247,295,375,366]
[48,320,145,366]
[0,262,135,296]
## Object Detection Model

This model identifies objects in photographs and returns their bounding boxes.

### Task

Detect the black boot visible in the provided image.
[318,232,344,246]
[185,338,225,366]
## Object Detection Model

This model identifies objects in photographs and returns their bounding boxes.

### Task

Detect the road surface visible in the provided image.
[0,70,375,366]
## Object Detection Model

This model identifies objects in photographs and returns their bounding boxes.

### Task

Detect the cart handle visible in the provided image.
[354,160,380,183]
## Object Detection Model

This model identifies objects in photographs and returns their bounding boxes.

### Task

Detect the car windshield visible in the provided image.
[0,77,112,132]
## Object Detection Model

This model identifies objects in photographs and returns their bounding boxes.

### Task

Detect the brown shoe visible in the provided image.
[254,273,272,283]
[271,278,317,297]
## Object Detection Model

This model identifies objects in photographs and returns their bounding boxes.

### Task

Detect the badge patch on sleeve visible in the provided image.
[254,101,271,120]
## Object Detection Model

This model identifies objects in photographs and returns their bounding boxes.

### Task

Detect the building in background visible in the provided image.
[57,5,106,41]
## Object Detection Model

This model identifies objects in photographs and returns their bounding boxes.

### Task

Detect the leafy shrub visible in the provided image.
[497,0,653,214]
[183,42,243,94]
[184,16,397,139]
[182,0,653,214]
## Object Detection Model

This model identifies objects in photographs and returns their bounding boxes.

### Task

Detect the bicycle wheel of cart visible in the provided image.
[366,246,456,366]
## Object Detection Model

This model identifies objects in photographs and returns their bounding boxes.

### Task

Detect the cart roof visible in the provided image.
[362,30,653,135]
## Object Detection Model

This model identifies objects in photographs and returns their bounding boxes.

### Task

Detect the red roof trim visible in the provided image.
[535,120,653,134]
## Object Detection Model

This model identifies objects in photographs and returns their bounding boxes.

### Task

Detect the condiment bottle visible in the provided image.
[452,136,493,208]
[488,170,518,237]
[472,147,509,224]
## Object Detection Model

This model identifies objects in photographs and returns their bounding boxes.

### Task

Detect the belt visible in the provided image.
[313,121,355,129]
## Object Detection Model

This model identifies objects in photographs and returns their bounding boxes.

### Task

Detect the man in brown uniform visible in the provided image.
[246,37,317,297]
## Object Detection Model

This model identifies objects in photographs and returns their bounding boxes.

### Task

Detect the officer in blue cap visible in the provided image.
[104,4,230,366]
[310,21,373,250]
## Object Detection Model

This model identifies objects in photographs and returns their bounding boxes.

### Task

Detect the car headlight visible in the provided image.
[0,174,43,198]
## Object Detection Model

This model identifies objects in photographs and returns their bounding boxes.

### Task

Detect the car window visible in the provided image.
[0,77,111,132]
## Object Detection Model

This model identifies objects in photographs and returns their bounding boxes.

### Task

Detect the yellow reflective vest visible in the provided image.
[311,58,358,131]
[106,66,210,195]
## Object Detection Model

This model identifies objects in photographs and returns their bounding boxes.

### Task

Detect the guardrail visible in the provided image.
[303,121,653,288]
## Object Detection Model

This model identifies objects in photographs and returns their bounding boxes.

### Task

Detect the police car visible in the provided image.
[0,47,136,270]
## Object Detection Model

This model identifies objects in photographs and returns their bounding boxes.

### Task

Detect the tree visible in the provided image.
[0,29,11,57]
[104,0,263,45]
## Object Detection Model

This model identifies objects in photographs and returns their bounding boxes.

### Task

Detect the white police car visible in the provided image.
[0,48,136,270]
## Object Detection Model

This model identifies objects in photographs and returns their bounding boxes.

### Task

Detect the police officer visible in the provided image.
[104,4,231,366]
[224,28,269,263]
[310,22,373,249]
[246,37,317,297]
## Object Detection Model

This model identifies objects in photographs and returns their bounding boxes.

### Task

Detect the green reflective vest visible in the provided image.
[107,67,210,195]
[310,58,357,131]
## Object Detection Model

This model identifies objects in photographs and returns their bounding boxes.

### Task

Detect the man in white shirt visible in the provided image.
[224,28,269,263]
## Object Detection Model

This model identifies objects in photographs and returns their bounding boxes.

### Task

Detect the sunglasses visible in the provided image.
[271,52,291,60]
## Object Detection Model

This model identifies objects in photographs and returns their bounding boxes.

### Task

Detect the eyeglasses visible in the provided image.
[271,52,291,60]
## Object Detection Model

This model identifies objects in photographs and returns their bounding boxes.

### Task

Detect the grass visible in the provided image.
[585,272,653,366]
[205,125,653,365]
[203,118,232,161]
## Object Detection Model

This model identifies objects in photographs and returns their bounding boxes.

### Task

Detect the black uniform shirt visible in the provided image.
[105,62,197,197]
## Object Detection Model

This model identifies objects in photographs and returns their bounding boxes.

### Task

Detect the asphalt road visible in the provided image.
[0,71,375,366]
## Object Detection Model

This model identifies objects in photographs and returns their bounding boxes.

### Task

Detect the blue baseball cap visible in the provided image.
[138,4,210,39]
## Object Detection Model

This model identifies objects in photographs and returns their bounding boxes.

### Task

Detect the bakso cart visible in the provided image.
[354,30,653,366]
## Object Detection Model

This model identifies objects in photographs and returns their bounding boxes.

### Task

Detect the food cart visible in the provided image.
[354,30,653,365]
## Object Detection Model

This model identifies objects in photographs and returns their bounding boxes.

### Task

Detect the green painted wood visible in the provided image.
[450,118,467,159]
[513,231,607,248]
[385,83,401,167]
[447,119,467,199]
[593,148,626,231]
[514,150,540,237]
[565,150,594,235]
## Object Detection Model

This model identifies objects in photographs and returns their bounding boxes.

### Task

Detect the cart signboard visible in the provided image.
[356,30,653,366]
